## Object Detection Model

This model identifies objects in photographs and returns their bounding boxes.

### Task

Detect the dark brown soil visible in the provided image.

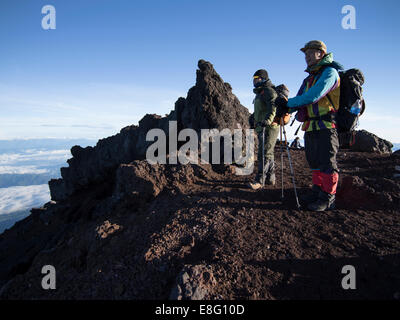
[0,149,399,300]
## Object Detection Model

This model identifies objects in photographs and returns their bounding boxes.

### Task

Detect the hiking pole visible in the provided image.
[279,121,284,199]
[281,123,301,209]
[262,126,265,187]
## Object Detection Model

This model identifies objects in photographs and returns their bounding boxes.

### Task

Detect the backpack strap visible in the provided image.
[325,93,336,110]
[308,113,336,123]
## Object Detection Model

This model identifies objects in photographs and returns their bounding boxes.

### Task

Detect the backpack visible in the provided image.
[326,68,365,133]
[273,84,291,125]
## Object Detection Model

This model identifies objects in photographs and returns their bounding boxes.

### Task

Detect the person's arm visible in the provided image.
[262,87,278,125]
[287,67,339,109]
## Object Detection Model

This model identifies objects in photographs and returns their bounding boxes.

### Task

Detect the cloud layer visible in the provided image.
[0,184,50,215]
[0,149,71,166]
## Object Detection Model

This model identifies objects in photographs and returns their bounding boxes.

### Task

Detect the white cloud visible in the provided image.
[0,166,49,174]
[0,149,71,166]
[0,184,50,215]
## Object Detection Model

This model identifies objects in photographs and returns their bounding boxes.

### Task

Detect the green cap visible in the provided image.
[300,40,327,54]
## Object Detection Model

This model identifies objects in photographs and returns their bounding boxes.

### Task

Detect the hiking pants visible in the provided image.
[304,128,339,195]
[257,125,279,173]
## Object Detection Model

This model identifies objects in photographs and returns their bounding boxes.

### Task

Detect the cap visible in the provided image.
[253,69,269,80]
[300,40,327,54]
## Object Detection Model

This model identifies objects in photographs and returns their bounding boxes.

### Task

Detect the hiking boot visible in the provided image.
[265,172,276,186]
[248,181,263,190]
[248,174,263,190]
[300,185,322,205]
[264,160,276,186]
[307,191,335,212]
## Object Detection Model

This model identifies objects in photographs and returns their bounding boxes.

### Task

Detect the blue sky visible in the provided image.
[0,0,399,142]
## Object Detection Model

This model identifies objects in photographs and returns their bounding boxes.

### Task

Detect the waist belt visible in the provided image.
[308,113,336,123]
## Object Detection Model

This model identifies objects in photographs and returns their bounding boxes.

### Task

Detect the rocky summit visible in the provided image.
[0,60,399,300]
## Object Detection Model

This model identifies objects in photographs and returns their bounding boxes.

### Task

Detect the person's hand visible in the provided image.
[276,97,289,117]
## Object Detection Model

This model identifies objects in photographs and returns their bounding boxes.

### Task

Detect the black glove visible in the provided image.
[275,97,289,117]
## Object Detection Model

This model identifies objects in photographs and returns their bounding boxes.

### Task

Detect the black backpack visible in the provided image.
[326,68,365,133]
[273,84,291,125]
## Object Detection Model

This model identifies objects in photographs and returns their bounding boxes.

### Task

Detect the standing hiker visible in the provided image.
[286,40,343,211]
[249,69,280,190]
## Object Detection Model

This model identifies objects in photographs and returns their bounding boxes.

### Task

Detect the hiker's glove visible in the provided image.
[276,97,289,117]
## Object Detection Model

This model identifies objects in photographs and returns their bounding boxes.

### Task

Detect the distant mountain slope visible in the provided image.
[0,172,59,188]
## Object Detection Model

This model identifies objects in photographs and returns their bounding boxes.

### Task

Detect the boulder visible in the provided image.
[350,129,393,153]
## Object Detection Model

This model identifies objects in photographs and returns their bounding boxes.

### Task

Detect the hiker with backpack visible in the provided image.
[249,70,290,190]
[285,40,343,211]
[248,70,279,189]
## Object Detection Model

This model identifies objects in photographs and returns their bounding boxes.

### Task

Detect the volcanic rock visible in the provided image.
[350,129,393,153]
[49,60,251,202]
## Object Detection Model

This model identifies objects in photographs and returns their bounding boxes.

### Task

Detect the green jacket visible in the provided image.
[253,81,278,133]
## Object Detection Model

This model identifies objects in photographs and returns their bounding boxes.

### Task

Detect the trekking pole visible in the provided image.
[281,124,301,209]
[262,126,265,187]
[279,120,284,199]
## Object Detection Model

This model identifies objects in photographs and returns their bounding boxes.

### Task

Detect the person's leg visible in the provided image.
[249,130,264,189]
[308,128,339,211]
[300,131,322,204]
[263,125,280,185]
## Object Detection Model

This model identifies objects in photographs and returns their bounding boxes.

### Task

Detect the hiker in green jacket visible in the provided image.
[249,69,280,190]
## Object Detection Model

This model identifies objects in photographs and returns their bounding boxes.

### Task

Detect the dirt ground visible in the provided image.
[1,148,399,300]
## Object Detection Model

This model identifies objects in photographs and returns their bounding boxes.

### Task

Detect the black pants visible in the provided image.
[304,128,339,174]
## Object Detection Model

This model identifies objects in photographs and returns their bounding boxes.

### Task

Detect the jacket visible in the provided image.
[253,80,278,133]
[287,53,343,132]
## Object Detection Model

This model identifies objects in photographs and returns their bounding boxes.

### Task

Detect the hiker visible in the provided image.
[290,137,302,149]
[286,40,343,211]
[249,69,280,189]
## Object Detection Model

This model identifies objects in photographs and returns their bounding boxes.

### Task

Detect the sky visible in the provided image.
[0,0,399,142]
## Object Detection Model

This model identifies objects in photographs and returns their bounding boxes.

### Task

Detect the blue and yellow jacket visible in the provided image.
[287,53,343,132]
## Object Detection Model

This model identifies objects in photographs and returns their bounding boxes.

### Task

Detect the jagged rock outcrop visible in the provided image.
[175,59,250,132]
[49,59,251,202]
[350,129,393,153]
